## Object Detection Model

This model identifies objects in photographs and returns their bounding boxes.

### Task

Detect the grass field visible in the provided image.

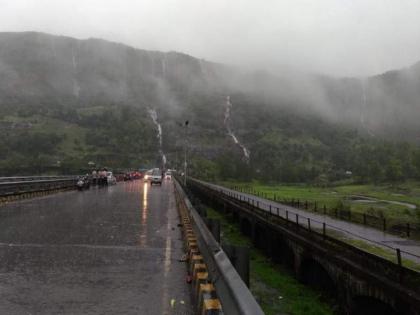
[221,181,420,224]
[206,207,337,315]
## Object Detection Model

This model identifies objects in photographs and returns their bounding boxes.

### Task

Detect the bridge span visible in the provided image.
[187,178,420,315]
[0,180,193,314]
[2,175,419,314]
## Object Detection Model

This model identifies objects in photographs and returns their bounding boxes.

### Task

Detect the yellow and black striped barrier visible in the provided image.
[174,177,264,315]
[175,185,224,315]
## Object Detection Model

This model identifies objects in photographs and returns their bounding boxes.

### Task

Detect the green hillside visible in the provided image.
[1,32,420,183]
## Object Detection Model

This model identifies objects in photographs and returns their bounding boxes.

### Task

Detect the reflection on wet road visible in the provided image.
[0,180,192,314]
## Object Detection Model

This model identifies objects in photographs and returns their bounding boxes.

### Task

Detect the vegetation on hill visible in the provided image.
[0,32,420,184]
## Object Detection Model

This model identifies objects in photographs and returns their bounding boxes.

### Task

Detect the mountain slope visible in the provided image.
[0,32,419,182]
[319,61,420,140]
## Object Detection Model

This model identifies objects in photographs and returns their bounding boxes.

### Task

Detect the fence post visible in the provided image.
[396,248,402,267]
[296,214,299,226]
[269,205,272,214]
[286,210,289,221]
[323,223,326,239]
[277,207,279,216]
[307,218,311,231]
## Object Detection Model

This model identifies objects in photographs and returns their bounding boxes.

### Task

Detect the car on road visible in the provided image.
[131,171,143,180]
[107,171,117,185]
[150,168,162,186]
[165,171,172,180]
[144,169,153,182]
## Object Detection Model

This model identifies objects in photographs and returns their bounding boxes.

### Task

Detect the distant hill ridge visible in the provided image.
[1,32,420,180]
[0,31,228,106]
[0,31,419,140]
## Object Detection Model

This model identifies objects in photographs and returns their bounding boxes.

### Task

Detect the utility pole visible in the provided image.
[184,120,189,186]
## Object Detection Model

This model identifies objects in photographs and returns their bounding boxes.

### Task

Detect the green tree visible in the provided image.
[385,159,403,182]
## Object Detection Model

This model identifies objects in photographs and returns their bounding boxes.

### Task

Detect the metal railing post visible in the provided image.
[396,248,402,267]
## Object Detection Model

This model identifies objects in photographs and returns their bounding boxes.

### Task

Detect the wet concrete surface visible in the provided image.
[199,180,420,263]
[0,180,193,314]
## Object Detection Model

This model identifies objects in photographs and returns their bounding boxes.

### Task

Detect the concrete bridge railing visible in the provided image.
[0,176,78,200]
[187,178,420,315]
[174,178,264,315]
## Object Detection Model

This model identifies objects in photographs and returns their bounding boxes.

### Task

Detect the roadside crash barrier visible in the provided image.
[174,179,264,315]
[175,184,223,315]
[0,178,78,205]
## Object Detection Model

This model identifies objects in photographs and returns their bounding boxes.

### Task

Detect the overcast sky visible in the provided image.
[0,0,419,76]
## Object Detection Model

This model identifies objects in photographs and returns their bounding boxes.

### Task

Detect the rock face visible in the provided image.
[0,32,227,107]
[1,32,419,140]
[0,31,420,178]
[319,63,420,140]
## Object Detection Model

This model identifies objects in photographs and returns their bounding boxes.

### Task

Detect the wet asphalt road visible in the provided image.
[0,180,193,315]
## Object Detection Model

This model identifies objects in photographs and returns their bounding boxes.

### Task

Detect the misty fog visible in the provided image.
[1,0,420,77]
[2,3,420,315]
[0,1,420,178]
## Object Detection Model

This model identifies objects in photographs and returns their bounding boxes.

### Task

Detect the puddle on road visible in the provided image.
[139,183,149,247]
[161,188,175,315]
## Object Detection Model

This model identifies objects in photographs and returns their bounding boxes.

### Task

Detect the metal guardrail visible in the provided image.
[195,179,420,266]
[231,186,420,239]
[0,176,76,183]
[0,177,78,198]
[189,178,420,294]
[174,179,264,315]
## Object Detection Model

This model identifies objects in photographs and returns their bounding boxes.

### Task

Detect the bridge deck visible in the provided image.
[0,180,192,314]
[201,181,420,263]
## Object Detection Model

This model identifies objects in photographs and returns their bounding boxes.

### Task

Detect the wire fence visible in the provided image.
[226,185,420,239]
[197,181,420,271]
